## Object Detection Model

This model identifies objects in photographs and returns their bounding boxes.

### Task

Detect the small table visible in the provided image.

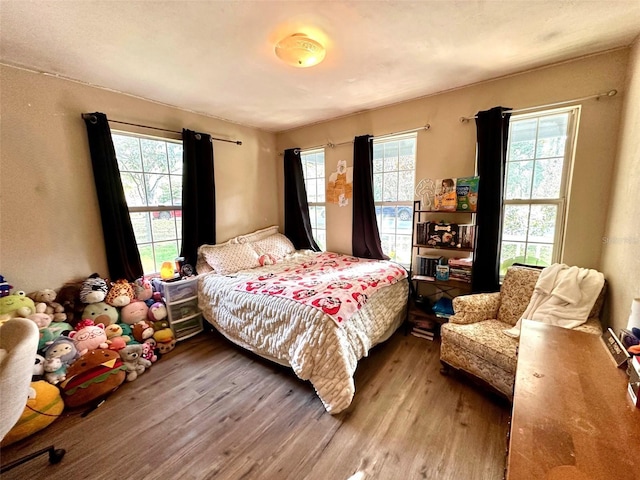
[506,320,640,480]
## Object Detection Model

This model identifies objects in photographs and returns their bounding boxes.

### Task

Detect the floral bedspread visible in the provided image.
[235,252,407,324]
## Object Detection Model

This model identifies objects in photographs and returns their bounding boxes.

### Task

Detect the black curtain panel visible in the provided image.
[471,106,512,293]
[283,148,320,251]
[352,135,388,260]
[83,112,143,280]
[180,129,216,267]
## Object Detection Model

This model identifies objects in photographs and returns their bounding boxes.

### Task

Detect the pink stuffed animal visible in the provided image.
[68,319,108,355]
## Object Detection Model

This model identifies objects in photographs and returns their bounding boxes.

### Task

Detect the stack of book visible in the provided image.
[410,317,440,341]
[415,222,429,245]
[448,257,473,283]
[414,254,443,279]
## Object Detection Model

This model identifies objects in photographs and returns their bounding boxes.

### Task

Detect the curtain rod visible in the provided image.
[284,124,431,155]
[81,114,243,145]
[459,89,617,123]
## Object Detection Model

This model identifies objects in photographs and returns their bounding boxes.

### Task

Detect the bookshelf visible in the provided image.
[407,199,477,339]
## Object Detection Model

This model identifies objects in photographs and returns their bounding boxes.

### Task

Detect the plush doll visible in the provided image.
[27,289,67,322]
[0,274,13,297]
[147,302,167,323]
[56,279,86,326]
[42,337,79,385]
[153,326,175,344]
[140,342,158,363]
[79,273,109,304]
[134,277,153,302]
[82,301,119,326]
[132,320,154,343]
[107,336,127,351]
[59,349,126,408]
[104,323,132,344]
[68,319,108,355]
[105,279,135,307]
[37,322,74,351]
[1,381,64,447]
[120,301,149,325]
[156,338,176,355]
[118,344,152,381]
[33,354,45,377]
[26,303,53,329]
[0,291,36,318]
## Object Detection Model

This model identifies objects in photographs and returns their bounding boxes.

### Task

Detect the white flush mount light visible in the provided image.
[275,33,326,68]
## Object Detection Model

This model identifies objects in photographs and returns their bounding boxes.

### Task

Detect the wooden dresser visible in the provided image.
[506,320,640,480]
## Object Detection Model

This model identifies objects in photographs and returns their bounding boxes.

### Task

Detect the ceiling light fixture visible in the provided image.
[275,33,326,68]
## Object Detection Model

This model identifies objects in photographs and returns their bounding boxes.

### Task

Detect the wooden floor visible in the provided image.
[1,329,510,480]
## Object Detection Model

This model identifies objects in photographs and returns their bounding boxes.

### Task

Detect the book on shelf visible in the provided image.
[415,254,443,278]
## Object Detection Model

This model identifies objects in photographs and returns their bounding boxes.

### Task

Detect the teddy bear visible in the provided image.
[118,344,152,381]
[140,342,158,363]
[42,337,79,385]
[27,289,67,322]
[68,319,108,355]
[26,303,53,329]
[56,279,86,326]
[134,277,153,302]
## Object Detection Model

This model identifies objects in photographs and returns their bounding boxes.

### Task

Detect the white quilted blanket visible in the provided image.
[198,251,408,414]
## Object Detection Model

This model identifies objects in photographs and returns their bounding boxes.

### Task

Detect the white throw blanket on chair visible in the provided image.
[504,263,604,338]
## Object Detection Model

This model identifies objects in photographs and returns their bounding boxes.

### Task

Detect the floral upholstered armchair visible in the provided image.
[439,265,605,400]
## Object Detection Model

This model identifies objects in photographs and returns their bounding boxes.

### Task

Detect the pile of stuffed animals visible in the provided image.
[0,273,177,411]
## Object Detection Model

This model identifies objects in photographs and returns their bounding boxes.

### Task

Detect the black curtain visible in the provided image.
[283,148,320,251]
[180,129,216,268]
[471,106,512,293]
[83,112,143,280]
[352,135,387,260]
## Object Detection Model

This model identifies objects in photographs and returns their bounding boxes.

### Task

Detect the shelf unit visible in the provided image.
[407,199,477,335]
[154,275,204,341]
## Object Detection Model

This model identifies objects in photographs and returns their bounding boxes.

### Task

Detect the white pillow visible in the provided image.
[200,243,260,275]
[237,225,279,244]
[197,241,232,274]
[251,233,295,260]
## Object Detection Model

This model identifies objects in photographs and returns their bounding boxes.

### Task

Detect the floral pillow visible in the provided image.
[199,242,260,275]
[251,233,295,260]
[236,225,279,244]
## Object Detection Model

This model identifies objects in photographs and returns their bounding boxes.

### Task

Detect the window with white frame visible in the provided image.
[112,131,183,275]
[499,107,579,276]
[373,133,417,267]
[300,148,326,250]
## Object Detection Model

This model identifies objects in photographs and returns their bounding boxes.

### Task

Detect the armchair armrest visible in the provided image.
[449,292,501,325]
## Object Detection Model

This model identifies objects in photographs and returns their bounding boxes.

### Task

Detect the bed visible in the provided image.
[196,226,409,414]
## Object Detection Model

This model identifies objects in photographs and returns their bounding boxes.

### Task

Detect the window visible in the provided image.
[499,107,579,276]
[112,132,183,275]
[373,133,417,267]
[300,148,326,250]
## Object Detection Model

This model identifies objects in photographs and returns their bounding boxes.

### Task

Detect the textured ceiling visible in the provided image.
[1,1,639,132]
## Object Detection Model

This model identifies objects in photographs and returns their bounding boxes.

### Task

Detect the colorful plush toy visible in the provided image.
[82,301,119,326]
[37,322,74,351]
[120,301,149,325]
[0,274,13,297]
[147,301,167,323]
[27,289,67,322]
[0,291,36,318]
[59,349,126,408]
[26,303,53,329]
[141,342,158,363]
[105,279,135,307]
[79,273,109,304]
[134,277,153,302]
[104,323,132,344]
[68,319,108,355]
[156,338,176,354]
[132,320,154,343]
[118,344,152,381]
[42,337,79,385]
[0,381,64,446]
[56,279,86,325]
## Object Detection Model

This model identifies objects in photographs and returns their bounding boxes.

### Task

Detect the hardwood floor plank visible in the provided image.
[1,329,509,480]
